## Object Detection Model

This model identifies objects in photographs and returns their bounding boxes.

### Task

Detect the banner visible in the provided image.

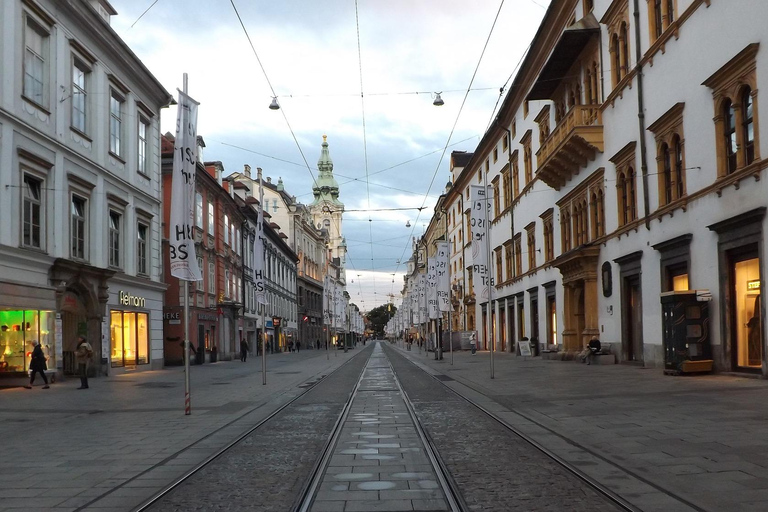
[470,184,494,302]
[436,242,451,312]
[169,90,202,281]
[418,274,427,324]
[323,275,331,326]
[427,257,438,320]
[253,172,267,304]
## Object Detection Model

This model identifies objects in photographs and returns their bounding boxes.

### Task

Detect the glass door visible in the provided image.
[732,256,762,369]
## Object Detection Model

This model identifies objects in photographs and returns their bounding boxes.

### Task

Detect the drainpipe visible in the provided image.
[633,0,651,230]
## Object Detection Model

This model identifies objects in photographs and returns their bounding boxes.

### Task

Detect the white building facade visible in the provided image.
[440,0,768,376]
[0,0,171,377]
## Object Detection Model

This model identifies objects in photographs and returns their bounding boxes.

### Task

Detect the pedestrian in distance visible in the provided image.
[470,333,477,355]
[75,336,93,389]
[240,338,248,362]
[316,339,321,350]
[288,340,294,353]
[25,340,49,389]
[295,340,301,353]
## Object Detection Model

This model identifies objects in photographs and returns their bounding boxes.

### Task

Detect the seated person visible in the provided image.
[581,336,602,365]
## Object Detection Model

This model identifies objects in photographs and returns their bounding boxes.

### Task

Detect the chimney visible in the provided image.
[244,164,251,179]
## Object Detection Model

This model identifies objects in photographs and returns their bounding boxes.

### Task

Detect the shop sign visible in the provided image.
[164,312,181,325]
[119,291,146,308]
[747,280,760,291]
[198,312,218,322]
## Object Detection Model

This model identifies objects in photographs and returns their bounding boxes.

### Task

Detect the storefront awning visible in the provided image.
[527,13,600,101]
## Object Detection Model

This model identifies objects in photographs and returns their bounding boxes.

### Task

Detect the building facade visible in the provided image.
[432,0,768,376]
[161,137,245,364]
[0,0,172,377]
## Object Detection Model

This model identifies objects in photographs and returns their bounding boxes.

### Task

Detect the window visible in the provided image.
[110,311,149,367]
[512,151,520,197]
[208,261,216,294]
[224,214,230,245]
[71,195,86,260]
[492,178,500,218]
[649,0,675,42]
[590,190,605,239]
[502,134,509,151]
[23,17,47,107]
[225,269,230,298]
[493,148,498,163]
[504,243,513,281]
[742,87,755,165]
[208,200,215,236]
[703,45,760,178]
[72,60,89,133]
[542,213,554,262]
[138,118,149,175]
[109,91,124,156]
[521,131,533,184]
[109,210,121,268]
[495,248,503,285]
[273,199,278,213]
[502,169,511,209]
[22,174,43,249]
[560,208,572,252]
[649,103,686,207]
[137,222,148,275]
[526,224,536,271]
[514,235,523,277]
[653,0,663,39]
[196,256,204,291]
[195,193,203,228]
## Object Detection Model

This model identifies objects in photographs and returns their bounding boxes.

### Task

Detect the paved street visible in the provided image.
[4,341,768,511]
[0,348,357,512]
[390,343,768,512]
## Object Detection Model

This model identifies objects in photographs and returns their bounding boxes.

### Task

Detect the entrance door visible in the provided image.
[730,253,762,370]
[530,298,539,349]
[623,276,643,362]
[546,295,557,347]
[500,307,506,352]
[62,312,86,375]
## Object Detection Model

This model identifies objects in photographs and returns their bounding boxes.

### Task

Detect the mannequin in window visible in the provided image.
[747,294,762,366]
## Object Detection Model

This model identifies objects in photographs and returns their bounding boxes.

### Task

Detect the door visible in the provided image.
[500,307,506,352]
[730,253,761,370]
[530,298,540,349]
[546,295,557,348]
[624,276,644,362]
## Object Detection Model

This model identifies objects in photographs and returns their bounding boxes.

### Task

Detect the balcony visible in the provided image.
[535,105,603,190]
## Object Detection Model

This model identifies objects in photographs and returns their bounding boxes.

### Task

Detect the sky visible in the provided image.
[110,0,550,313]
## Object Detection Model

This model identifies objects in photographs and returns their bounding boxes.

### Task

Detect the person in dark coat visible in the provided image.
[582,336,602,365]
[295,340,301,353]
[240,338,248,362]
[25,341,49,389]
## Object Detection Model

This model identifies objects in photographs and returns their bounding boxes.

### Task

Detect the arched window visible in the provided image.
[617,172,627,225]
[612,33,621,85]
[585,69,592,105]
[667,0,675,24]
[723,98,737,173]
[581,199,589,244]
[661,142,672,205]
[673,135,684,199]
[654,0,663,39]
[592,62,599,102]
[597,189,605,236]
[628,167,637,222]
[621,23,630,78]
[742,87,755,165]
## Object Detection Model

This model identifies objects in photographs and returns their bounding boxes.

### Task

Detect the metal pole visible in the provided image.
[483,171,494,379]
[182,73,191,416]
[257,167,267,386]
[261,303,266,385]
[449,310,453,365]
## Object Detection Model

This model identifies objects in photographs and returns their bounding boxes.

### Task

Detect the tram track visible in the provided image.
[128,348,371,512]
[295,342,466,512]
[384,343,708,512]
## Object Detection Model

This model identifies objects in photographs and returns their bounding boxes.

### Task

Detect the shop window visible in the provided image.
[110,311,149,367]
[0,310,54,373]
[733,256,761,369]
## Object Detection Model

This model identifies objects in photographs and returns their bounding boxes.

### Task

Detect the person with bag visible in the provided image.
[25,340,49,389]
[75,336,93,389]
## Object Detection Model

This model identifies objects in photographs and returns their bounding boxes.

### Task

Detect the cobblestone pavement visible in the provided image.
[310,343,448,512]
[388,341,768,512]
[385,344,621,512]
[144,345,373,512]
[0,347,362,512]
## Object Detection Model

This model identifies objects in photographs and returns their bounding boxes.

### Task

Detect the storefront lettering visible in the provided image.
[119,291,146,308]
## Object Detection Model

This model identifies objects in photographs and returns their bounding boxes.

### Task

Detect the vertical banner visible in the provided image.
[427,257,438,320]
[323,276,331,326]
[418,274,427,324]
[253,169,267,304]
[169,90,202,281]
[436,242,451,312]
[470,184,494,302]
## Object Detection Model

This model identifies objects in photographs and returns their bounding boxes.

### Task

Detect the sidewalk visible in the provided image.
[392,342,768,512]
[0,348,357,512]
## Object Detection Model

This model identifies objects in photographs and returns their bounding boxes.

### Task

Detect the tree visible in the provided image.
[367,303,396,337]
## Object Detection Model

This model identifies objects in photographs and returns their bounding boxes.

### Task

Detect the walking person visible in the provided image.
[240,337,248,362]
[295,340,301,353]
[470,333,477,355]
[75,336,93,389]
[25,341,49,389]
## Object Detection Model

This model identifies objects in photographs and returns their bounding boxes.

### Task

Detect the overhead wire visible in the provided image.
[389,0,508,299]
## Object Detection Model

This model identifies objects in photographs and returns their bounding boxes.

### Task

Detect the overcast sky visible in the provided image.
[110,0,550,312]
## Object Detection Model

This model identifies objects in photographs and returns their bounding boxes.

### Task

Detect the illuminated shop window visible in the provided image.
[110,310,149,367]
[0,310,54,373]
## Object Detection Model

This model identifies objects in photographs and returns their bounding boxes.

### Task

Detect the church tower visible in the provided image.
[310,136,345,277]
